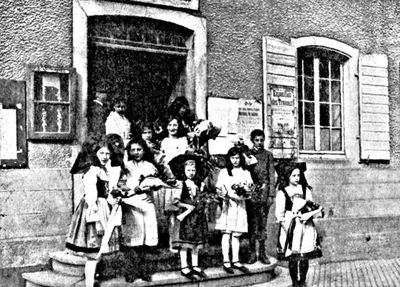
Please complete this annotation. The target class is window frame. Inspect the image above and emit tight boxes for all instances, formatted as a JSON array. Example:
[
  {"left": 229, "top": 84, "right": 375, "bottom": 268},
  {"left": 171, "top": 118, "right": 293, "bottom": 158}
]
[
  {"left": 27, "top": 65, "right": 76, "bottom": 141},
  {"left": 297, "top": 48, "right": 346, "bottom": 153},
  {"left": 291, "top": 37, "right": 359, "bottom": 160}
]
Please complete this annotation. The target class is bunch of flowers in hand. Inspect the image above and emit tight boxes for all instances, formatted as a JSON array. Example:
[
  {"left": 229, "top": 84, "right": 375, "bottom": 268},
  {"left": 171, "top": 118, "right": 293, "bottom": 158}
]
[
  {"left": 194, "top": 189, "right": 220, "bottom": 207},
  {"left": 231, "top": 183, "right": 256, "bottom": 199}
]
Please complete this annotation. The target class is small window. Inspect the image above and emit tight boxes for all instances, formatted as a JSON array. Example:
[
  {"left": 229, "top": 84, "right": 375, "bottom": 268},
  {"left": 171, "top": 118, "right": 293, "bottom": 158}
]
[
  {"left": 298, "top": 48, "right": 348, "bottom": 152},
  {"left": 27, "top": 66, "right": 76, "bottom": 140}
]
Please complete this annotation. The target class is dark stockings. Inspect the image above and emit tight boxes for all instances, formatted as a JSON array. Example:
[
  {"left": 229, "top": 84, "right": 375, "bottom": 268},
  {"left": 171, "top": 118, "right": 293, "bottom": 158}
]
[
  {"left": 123, "top": 246, "right": 153, "bottom": 282},
  {"left": 289, "top": 259, "right": 309, "bottom": 286},
  {"left": 299, "top": 259, "right": 309, "bottom": 283}
]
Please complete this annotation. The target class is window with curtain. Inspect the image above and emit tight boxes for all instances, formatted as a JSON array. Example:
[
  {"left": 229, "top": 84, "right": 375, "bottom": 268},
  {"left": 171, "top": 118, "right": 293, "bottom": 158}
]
[{"left": 297, "top": 48, "right": 348, "bottom": 152}]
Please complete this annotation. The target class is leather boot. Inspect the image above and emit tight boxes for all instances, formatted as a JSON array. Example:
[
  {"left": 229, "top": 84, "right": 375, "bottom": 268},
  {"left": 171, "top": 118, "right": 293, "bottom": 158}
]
[
  {"left": 259, "top": 240, "right": 271, "bottom": 264},
  {"left": 247, "top": 238, "right": 257, "bottom": 264}
]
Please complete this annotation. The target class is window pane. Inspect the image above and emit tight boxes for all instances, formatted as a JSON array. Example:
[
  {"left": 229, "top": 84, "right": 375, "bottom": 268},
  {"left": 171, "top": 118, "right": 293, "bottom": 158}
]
[
  {"left": 298, "top": 101, "right": 303, "bottom": 125},
  {"left": 331, "top": 59, "right": 341, "bottom": 79},
  {"left": 298, "top": 77, "right": 303, "bottom": 100},
  {"left": 331, "top": 80, "right": 341, "bottom": 103},
  {"left": 299, "top": 126, "right": 303, "bottom": 149},
  {"left": 332, "top": 104, "right": 341, "bottom": 127},
  {"left": 304, "top": 77, "right": 314, "bottom": 101},
  {"left": 320, "top": 128, "right": 330, "bottom": 151},
  {"left": 305, "top": 102, "right": 314, "bottom": 125},
  {"left": 34, "top": 103, "right": 70, "bottom": 133},
  {"left": 304, "top": 127, "right": 315, "bottom": 150},
  {"left": 332, "top": 129, "right": 342, "bottom": 151},
  {"left": 320, "top": 103, "right": 330, "bottom": 126},
  {"left": 304, "top": 57, "right": 313, "bottom": 76},
  {"left": 320, "top": 79, "right": 329, "bottom": 102},
  {"left": 319, "top": 58, "right": 329, "bottom": 78}
]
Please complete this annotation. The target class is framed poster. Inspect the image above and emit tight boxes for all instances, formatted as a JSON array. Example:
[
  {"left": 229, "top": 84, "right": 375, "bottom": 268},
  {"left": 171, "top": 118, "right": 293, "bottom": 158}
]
[
  {"left": 27, "top": 66, "right": 76, "bottom": 140},
  {"left": 237, "top": 98, "right": 263, "bottom": 139}
]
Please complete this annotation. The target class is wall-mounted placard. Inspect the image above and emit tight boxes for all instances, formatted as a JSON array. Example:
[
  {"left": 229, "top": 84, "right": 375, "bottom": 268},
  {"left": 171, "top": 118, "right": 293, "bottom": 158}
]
[
  {"left": 207, "top": 96, "right": 263, "bottom": 155},
  {"left": 0, "top": 78, "right": 27, "bottom": 168},
  {"left": 237, "top": 98, "right": 263, "bottom": 140}
]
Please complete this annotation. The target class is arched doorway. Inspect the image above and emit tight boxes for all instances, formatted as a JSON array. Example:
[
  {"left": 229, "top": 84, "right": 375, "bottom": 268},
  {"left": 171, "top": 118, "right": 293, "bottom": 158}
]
[{"left": 87, "top": 16, "right": 192, "bottom": 133}]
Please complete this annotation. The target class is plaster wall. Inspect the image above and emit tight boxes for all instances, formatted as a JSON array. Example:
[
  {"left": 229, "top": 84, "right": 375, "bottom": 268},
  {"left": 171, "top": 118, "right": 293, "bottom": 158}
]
[
  {"left": 202, "top": 0, "right": 400, "bottom": 261},
  {"left": 0, "top": 0, "right": 74, "bottom": 268},
  {"left": 202, "top": 0, "right": 400, "bottom": 165}
]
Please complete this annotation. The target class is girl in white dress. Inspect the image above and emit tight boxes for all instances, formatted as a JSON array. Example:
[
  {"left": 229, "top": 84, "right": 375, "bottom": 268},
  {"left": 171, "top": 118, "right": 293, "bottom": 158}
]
[
  {"left": 275, "top": 163, "right": 322, "bottom": 287},
  {"left": 121, "top": 138, "right": 159, "bottom": 282},
  {"left": 160, "top": 116, "right": 189, "bottom": 252},
  {"left": 215, "top": 147, "right": 253, "bottom": 274}
]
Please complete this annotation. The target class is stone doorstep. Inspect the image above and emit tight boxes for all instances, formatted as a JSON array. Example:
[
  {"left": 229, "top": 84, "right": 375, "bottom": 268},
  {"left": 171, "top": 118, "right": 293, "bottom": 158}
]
[
  {"left": 101, "top": 259, "right": 277, "bottom": 287},
  {"left": 50, "top": 251, "right": 87, "bottom": 266},
  {"left": 48, "top": 244, "right": 240, "bottom": 278},
  {"left": 22, "top": 270, "right": 85, "bottom": 287},
  {"left": 49, "top": 251, "right": 87, "bottom": 276},
  {"left": 23, "top": 260, "right": 277, "bottom": 287}
]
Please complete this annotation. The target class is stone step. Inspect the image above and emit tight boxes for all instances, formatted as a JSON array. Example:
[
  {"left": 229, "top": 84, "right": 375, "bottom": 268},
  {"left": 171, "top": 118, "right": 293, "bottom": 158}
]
[
  {"left": 22, "top": 270, "right": 84, "bottom": 287},
  {"left": 23, "top": 260, "right": 277, "bottom": 287},
  {"left": 49, "top": 251, "right": 86, "bottom": 276},
  {"left": 101, "top": 260, "right": 277, "bottom": 287}
]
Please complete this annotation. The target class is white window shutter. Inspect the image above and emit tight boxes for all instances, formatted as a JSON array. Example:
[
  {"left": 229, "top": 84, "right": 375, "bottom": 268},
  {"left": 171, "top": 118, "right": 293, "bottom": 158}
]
[
  {"left": 263, "top": 36, "right": 297, "bottom": 159},
  {"left": 359, "top": 54, "right": 390, "bottom": 161}
]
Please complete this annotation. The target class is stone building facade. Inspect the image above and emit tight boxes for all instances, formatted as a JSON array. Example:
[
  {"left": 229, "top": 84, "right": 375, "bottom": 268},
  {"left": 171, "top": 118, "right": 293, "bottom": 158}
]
[{"left": 1, "top": 0, "right": 400, "bottom": 269}]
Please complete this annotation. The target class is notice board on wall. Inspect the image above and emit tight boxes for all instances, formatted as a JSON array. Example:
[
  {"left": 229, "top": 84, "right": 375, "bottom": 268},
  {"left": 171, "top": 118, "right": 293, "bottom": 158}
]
[
  {"left": 267, "top": 84, "right": 298, "bottom": 158},
  {"left": 0, "top": 78, "right": 27, "bottom": 168},
  {"left": 237, "top": 98, "right": 263, "bottom": 139},
  {"left": 207, "top": 96, "right": 263, "bottom": 154}
]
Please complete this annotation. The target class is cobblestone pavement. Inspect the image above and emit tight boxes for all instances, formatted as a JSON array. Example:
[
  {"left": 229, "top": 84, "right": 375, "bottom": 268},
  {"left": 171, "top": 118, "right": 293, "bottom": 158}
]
[{"left": 254, "top": 258, "right": 400, "bottom": 287}]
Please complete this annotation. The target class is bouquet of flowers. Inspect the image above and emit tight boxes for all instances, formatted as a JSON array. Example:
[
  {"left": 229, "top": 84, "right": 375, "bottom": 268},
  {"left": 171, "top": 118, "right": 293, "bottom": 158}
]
[{"left": 231, "top": 183, "right": 256, "bottom": 199}]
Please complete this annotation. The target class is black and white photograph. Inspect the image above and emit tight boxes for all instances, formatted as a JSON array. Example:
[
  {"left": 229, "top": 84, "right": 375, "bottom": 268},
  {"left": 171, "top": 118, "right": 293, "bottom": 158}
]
[{"left": 0, "top": 0, "right": 399, "bottom": 286}]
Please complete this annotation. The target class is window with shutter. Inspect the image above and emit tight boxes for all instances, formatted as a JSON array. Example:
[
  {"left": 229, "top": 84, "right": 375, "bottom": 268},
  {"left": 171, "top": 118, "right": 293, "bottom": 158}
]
[
  {"left": 265, "top": 36, "right": 377, "bottom": 162},
  {"left": 359, "top": 54, "right": 390, "bottom": 161},
  {"left": 0, "top": 79, "right": 27, "bottom": 168}
]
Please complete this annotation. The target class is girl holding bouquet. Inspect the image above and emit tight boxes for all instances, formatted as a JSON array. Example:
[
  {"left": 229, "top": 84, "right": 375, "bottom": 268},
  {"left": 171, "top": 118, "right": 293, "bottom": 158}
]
[
  {"left": 275, "top": 162, "right": 323, "bottom": 287},
  {"left": 215, "top": 147, "right": 253, "bottom": 274},
  {"left": 120, "top": 137, "right": 159, "bottom": 282},
  {"left": 170, "top": 154, "right": 209, "bottom": 281}
]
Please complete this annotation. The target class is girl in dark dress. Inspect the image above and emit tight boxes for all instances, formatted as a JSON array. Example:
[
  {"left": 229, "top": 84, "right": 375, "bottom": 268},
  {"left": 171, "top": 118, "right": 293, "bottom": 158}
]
[
  {"left": 66, "top": 134, "right": 119, "bottom": 255},
  {"left": 172, "top": 155, "right": 209, "bottom": 280}
]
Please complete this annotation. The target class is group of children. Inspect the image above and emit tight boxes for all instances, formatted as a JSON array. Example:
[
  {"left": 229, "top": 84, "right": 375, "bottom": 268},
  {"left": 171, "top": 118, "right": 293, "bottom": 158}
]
[{"left": 65, "top": 96, "right": 323, "bottom": 287}]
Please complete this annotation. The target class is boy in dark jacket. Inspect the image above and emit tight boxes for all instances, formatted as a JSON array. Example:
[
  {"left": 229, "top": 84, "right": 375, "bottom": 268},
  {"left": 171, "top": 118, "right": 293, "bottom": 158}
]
[{"left": 246, "top": 129, "right": 275, "bottom": 264}]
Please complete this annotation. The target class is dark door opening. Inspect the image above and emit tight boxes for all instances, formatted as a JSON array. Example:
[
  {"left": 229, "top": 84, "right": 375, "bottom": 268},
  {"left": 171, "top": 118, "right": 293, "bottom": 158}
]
[{"left": 87, "top": 16, "right": 191, "bottom": 135}]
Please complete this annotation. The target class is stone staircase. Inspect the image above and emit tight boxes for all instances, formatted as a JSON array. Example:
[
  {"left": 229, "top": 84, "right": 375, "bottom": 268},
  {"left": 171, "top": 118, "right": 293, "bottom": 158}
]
[
  {"left": 22, "top": 251, "right": 85, "bottom": 287},
  {"left": 22, "top": 249, "right": 278, "bottom": 287}
]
